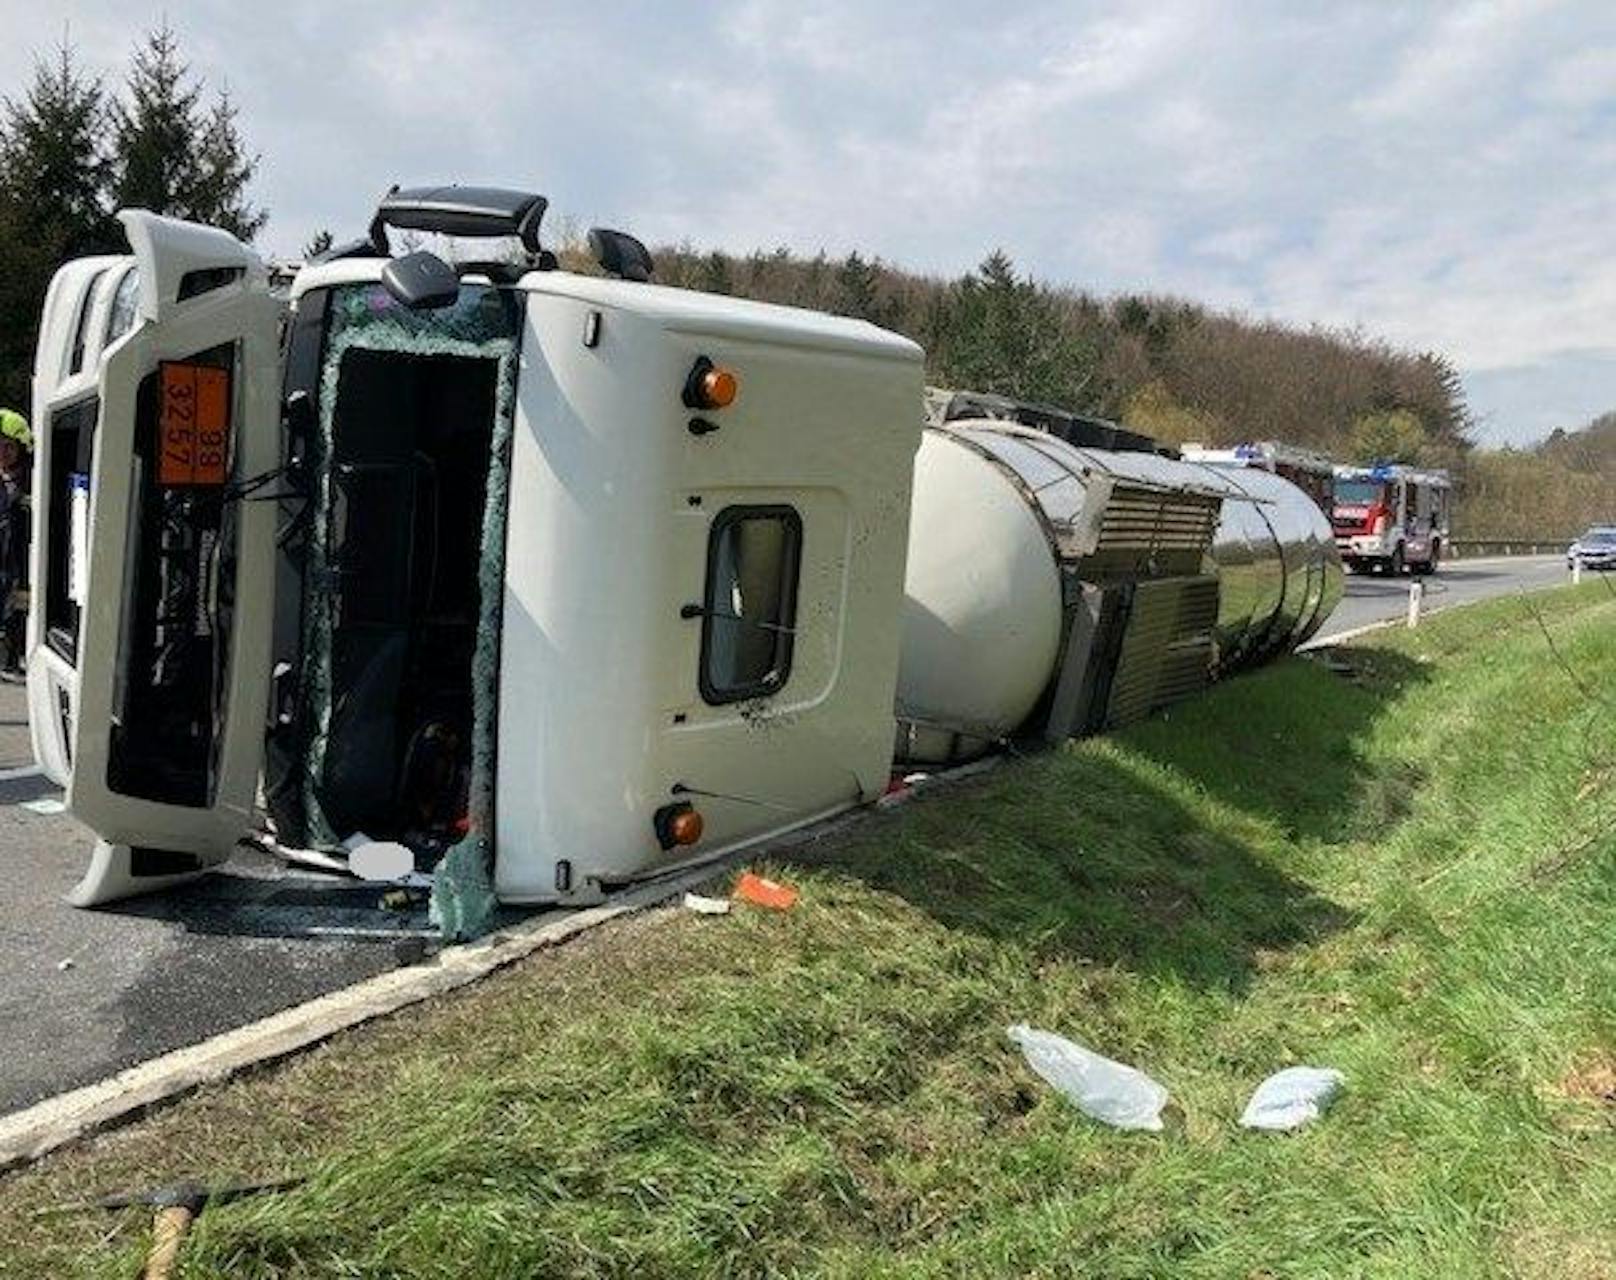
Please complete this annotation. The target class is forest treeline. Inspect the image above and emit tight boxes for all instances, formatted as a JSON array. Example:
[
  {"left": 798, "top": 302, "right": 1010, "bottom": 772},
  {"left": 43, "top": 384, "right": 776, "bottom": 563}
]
[
  {"left": 651, "top": 245, "right": 1611, "bottom": 535},
  {"left": 2, "top": 30, "right": 1608, "bottom": 537}
]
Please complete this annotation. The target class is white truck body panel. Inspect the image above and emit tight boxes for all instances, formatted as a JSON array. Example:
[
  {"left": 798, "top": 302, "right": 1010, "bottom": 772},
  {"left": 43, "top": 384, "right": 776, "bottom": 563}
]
[
  {"left": 493, "top": 274, "right": 921, "bottom": 900},
  {"left": 28, "top": 213, "right": 283, "bottom": 903}
]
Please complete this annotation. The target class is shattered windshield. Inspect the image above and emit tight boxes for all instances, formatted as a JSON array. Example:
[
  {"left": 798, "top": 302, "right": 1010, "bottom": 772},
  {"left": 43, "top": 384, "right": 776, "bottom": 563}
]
[
  {"left": 292, "top": 278, "right": 523, "bottom": 939},
  {"left": 327, "top": 280, "right": 522, "bottom": 347}
]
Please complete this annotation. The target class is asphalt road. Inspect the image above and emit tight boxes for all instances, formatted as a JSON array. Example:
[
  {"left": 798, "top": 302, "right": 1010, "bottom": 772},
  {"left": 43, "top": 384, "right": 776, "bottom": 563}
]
[
  {"left": 1312, "top": 553, "right": 1573, "bottom": 642},
  {"left": 0, "top": 681, "right": 504, "bottom": 1118}
]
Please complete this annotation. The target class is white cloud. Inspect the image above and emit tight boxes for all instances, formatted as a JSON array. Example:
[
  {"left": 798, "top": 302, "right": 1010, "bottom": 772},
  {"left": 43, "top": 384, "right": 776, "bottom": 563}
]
[{"left": 1352, "top": 0, "right": 1552, "bottom": 123}]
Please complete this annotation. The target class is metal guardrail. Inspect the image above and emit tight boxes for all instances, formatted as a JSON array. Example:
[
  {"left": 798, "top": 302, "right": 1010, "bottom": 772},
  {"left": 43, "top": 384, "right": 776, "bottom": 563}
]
[{"left": 1447, "top": 539, "right": 1571, "bottom": 558}]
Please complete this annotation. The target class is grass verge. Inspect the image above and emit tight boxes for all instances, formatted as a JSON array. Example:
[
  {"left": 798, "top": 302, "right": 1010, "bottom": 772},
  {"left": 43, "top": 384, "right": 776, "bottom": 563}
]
[{"left": 1, "top": 585, "right": 1613, "bottom": 1277}]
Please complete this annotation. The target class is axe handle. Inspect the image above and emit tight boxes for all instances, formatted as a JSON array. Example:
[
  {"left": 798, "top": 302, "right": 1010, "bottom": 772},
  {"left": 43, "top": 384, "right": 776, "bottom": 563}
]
[{"left": 142, "top": 1204, "right": 195, "bottom": 1280}]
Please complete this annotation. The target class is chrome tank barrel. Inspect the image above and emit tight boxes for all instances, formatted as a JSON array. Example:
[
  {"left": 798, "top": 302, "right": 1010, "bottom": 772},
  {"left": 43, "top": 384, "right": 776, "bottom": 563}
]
[
  {"left": 1189, "top": 462, "right": 1343, "bottom": 668},
  {"left": 896, "top": 421, "right": 1343, "bottom": 764}
]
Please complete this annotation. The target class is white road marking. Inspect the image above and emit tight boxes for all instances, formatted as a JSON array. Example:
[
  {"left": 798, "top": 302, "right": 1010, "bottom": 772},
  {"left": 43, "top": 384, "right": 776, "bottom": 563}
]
[{"left": 0, "top": 764, "right": 43, "bottom": 782}]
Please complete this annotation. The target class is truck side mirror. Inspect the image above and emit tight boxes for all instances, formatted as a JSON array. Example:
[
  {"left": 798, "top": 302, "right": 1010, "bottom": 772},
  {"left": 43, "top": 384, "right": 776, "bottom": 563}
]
[{"left": 588, "top": 228, "right": 654, "bottom": 282}]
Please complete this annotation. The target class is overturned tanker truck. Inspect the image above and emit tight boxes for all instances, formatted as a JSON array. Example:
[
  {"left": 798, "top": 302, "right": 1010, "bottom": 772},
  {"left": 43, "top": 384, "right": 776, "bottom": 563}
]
[{"left": 26, "top": 186, "right": 1340, "bottom": 924}]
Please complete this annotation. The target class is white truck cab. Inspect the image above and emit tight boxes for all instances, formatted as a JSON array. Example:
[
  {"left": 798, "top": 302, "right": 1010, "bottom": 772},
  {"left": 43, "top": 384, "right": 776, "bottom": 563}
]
[
  {"left": 28, "top": 188, "right": 922, "bottom": 919},
  {"left": 1330, "top": 463, "right": 1451, "bottom": 575}
]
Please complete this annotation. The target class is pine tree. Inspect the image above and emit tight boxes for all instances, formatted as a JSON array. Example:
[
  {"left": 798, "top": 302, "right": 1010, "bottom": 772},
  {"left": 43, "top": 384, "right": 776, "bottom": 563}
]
[
  {"left": 936, "top": 251, "right": 1100, "bottom": 410},
  {"left": 111, "top": 25, "right": 265, "bottom": 238},
  {"left": 0, "top": 42, "right": 115, "bottom": 251},
  {"left": 0, "top": 203, "right": 49, "bottom": 411},
  {"left": 303, "top": 228, "right": 334, "bottom": 260},
  {"left": 0, "top": 42, "right": 117, "bottom": 408},
  {"left": 190, "top": 90, "right": 267, "bottom": 240},
  {"left": 700, "top": 250, "right": 733, "bottom": 295},
  {"left": 835, "top": 251, "right": 881, "bottom": 322},
  {"left": 111, "top": 26, "right": 200, "bottom": 216}
]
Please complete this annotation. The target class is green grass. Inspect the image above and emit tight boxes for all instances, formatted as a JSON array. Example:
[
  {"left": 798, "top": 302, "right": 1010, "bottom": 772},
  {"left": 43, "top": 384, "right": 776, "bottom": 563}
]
[{"left": 2, "top": 586, "right": 1614, "bottom": 1278}]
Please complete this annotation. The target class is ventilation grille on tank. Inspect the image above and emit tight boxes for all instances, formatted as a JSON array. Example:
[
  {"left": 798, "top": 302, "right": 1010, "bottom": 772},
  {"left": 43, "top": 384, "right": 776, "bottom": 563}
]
[
  {"left": 1085, "top": 484, "right": 1221, "bottom": 579},
  {"left": 1103, "top": 575, "right": 1220, "bottom": 727}
]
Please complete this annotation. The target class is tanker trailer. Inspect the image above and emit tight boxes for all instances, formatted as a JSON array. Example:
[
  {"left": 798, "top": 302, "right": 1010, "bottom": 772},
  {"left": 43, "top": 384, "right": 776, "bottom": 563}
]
[{"left": 895, "top": 417, "right": 1341, "bottom": 765}]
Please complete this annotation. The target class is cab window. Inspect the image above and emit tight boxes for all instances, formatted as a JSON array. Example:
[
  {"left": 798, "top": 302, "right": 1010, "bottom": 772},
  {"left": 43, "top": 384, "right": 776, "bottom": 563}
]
[
  {"left": 66, "top": 268, "right": 110, "bottom": 376},
  {"left": 104, "top": 267, "right": 140, "bottom": 345},
  {"left": 700, "top": 506, "right": 802, "bottom": 704}
]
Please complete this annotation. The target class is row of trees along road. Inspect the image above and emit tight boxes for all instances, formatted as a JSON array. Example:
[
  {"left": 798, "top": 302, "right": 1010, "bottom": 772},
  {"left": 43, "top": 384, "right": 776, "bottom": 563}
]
[
  {"left": 654, "top": 244, "right": 1474, "bottom": 467},
  {"left": 0, "top": 27, "right": 263, "bottom": 409}
]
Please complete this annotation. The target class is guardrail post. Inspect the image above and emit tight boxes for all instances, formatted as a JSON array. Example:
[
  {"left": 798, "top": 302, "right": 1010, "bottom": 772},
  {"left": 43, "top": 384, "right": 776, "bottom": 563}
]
[
  {"left": 1573, "top": 554, "right": 1583, "bottom": 586},
  {"left": 1406, "top": 580, "right": 1424, "bottom": 628}
]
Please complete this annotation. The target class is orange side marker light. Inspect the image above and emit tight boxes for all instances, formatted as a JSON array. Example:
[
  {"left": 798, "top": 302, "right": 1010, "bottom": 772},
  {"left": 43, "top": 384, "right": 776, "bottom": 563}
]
[
  {"left": 683, "top": 356, "right": 740, "bottom": 410},
  {"left": 654, "top": 801, "right": 704, "bottom": 851},
  {"left": 699, "top": 365, "right": 738, "bottom": 408}
]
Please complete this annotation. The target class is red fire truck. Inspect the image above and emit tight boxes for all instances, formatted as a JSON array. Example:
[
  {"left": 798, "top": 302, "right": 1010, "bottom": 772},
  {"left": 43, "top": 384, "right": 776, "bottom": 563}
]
[{"left": 1331, "top": 464, "right": 1451, "bottom": 574}]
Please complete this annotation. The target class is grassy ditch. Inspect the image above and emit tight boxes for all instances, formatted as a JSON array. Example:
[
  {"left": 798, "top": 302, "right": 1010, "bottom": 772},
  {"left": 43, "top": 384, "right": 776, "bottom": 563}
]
[{"left": 1, "top": 586, "right": 1613, "bottom": 1277}]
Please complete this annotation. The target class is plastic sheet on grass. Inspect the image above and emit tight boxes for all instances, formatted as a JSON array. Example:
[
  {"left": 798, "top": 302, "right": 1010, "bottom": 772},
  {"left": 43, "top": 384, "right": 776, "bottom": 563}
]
[
  {"left": 1007, "top": 1024, "right": 1170, "bottom": 1131},
  {"left": 1239, "top": 1066, "right": 1345, "bottom": 1131}
]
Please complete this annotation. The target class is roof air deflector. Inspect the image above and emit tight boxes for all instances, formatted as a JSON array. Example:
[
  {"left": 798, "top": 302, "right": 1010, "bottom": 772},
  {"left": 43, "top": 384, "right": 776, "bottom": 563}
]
[{"left": 369, "top": 185, "right": 548, "bottom": 255}]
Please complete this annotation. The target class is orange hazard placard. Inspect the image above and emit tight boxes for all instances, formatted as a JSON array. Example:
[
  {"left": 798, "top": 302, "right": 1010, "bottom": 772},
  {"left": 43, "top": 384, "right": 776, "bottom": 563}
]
[{"left": 158, "top": 361, "right": 230, "bottom": 486}]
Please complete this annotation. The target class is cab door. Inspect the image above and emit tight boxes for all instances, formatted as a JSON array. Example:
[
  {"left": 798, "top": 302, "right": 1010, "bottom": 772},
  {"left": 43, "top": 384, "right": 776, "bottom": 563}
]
[{"left": 62, "top": 211, "right": 281, "bottom": 901}]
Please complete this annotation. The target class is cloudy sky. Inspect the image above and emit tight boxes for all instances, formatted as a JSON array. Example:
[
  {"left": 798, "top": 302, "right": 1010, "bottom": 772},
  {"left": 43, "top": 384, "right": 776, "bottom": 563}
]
[{"left": 3, "top": 0, "right": 1613, "bottom": 445}]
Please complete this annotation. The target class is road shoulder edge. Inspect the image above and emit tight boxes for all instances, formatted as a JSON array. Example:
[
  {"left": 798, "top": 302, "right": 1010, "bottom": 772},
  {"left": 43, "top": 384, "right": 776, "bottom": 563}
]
[{"left": 0, "top": 864, "right": 723, "bottom": 1172}]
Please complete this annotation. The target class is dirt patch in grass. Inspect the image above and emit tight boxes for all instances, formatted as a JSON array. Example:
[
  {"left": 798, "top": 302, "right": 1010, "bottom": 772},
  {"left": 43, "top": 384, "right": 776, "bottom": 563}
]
[
  {"left": 1505, "top": 1227, "right": 1616, "bottom": 1280},
  {"left": 1560, "top": 1054, "right": 1616, "bottom": 1106}
]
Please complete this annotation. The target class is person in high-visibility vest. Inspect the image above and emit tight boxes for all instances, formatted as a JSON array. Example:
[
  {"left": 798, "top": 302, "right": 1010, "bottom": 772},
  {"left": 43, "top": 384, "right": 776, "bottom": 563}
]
[{"left": 0, "top": 408, "right": 32, "bottom": 676}]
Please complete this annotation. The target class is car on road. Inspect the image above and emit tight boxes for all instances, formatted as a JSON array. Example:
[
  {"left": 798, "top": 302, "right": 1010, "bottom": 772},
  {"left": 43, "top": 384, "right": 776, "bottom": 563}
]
[{"left": 1567, "top": 526, "right": 1616, "bottom": 570}]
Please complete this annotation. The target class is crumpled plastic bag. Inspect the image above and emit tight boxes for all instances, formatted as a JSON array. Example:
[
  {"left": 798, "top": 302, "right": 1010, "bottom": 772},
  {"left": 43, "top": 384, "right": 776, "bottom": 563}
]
[
  {"left": 1007, "top": 1024, "right": 1170, "bottom": 1131},
  {"left": 1239, "top": 1066, "right": 1345, "bottom": 1131}
]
